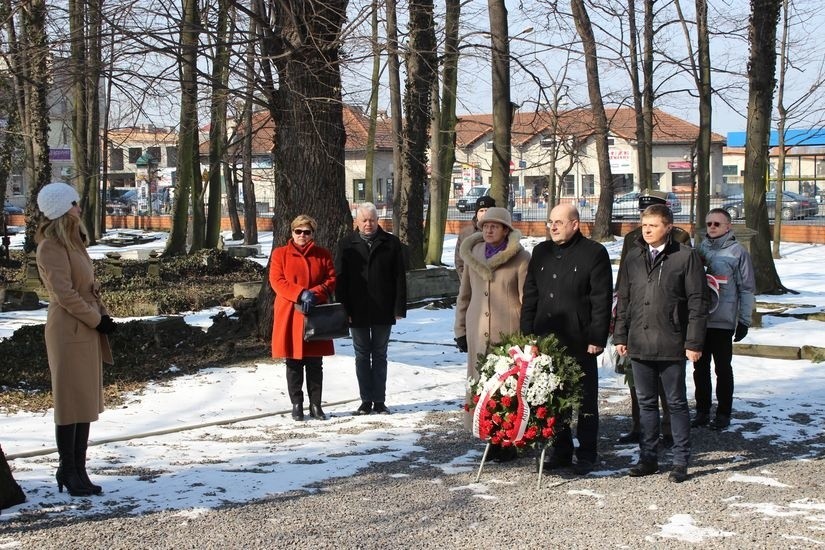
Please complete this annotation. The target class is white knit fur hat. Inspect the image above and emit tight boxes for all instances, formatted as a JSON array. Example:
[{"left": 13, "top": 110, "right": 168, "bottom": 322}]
[{"left": 37, "top": 183, "right": 80, "bottom": 220}]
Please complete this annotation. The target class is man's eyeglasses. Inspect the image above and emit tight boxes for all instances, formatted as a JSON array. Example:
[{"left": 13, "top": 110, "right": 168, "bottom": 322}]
[
  {"left": 546, "top": 219, "right": 572, "bottom": 228},
  {"left": 293, "top": 229, "right": 313, "bottom": 236},
  {"left": 706, "top": 221, "right": 724, "bottom": 228}
]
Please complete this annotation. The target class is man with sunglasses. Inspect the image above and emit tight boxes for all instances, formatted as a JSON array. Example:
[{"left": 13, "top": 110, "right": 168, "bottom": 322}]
[{"left": 692, "top": 208, "right": 755, "bottom": 431}]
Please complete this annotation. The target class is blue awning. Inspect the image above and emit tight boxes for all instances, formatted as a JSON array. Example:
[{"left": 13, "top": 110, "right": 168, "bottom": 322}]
[{"left": 727, "top": 128, "right": 825, "bottom": 147}]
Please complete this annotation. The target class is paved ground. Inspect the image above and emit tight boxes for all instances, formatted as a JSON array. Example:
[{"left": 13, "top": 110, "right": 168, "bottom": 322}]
[{"left": 3, "top": 385, "right": 824, "bottom": 549}]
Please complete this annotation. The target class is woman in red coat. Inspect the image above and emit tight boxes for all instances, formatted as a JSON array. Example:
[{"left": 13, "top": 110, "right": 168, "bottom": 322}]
[{"left": 270, "top": 214, "right": 336, "bottom": 421}]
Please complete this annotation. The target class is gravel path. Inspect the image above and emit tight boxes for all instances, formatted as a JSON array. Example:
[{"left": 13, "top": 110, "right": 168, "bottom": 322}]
[{"left": 3, "top": 386, "right": 824, "bottom": 549}]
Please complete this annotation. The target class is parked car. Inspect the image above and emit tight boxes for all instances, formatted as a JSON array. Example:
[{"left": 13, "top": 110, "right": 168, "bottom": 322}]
[
  {"left": 721, "top": 191, "right": 818, "bottom": 220},
  {"left": 3, "top": 202, "right": 24, "bottom": 215},
  {"left": 456, "top": 185, "right": 491, "bottom": 213},
  {"left": 610, "top": 191, "right": 682, "bottom": 218}
]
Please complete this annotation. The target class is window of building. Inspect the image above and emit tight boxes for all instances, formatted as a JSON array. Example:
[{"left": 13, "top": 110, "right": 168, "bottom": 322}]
[
  {"left": 581, "top": 174, "right": 595, "bottom": 195},
  {"left": 110, "top": 148, "right": 124, "bottom": 171},
  {"left": 147, "top": 147, "right": 161, "bottom": 162},
  {"left": 606, "top": 137, "right": 615, "bottom": 146},
  {"left": 540, "top": 135, "right": 554, "bottom": 148},
  {"left": 166, "top": 147, "right": 177, "bottom": 167},
  {"left": 354, "top": 178, "right": 366, "bottom": 201},
  {"left": 485, "top": 140, "right": 493, "bottom": 151},
  {"left": 651, "top": 173, "right": 663, "bottom": 190},
  {"left": 672, "top": 172, "right": 693, "bottom": 188},
  {"left": 128, "top": 148, "right": 142, "bottom": 163},
  {"left": 613, "top": 174, "right": 633, "bottom": 194},
  {"left": 562, "top": 174, "right": 575, "bottom": 196},
  {"left": 722, "top": 164, "right": 738, "bottom": 176}
]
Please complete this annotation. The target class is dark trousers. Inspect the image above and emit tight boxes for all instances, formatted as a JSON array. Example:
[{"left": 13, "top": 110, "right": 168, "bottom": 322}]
[
  {"left": 631, "top": 359, "right": 690, "bottom": 467},
  {"left": 629, "top": 381, "right": 672, "bottom": 436},
  {"left": 350, "top": 325, "right": 392, "bottom": 403},
  {"left": 285, "top": 357, "right": 323, "bottom": 405},
  {"left": 693, "top": 328, "right": 735, "bottom": 417},
  {"left": 554, "top": 354, "right": 599, "bottom": 462}
]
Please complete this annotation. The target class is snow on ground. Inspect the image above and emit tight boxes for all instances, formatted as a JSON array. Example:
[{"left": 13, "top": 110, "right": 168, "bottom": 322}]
[{"left": 2, "top": 226, "right": 824, "bottom": 547}]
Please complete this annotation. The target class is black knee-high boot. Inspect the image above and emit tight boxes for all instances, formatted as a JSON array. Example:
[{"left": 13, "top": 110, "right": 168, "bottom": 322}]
[
  {"left": 306, "top": 358, "right": 325, "bottom": 420},
  {"left": 285, "top": 359, "right": 305, "bottom": 420},
  {"left": 55, "top": 424, "right": 93, "bottom": 497},
  {"left": 74, "top": 422, "right": 102, "bottom": 494}
]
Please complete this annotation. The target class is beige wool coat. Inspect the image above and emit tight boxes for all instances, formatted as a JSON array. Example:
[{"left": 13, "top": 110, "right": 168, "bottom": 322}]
[
  {"left": 454, "top": 230, "right": 530, "bottom": 383},
  {"left": 37, "top": 238, "right": 113, "bottom": 425}
]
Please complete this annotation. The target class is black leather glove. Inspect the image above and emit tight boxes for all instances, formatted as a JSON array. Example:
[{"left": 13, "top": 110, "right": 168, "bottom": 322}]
[
  {"left": 733, "top": 323, "right": 749, "bottom": 342},
  {"left": 299, "top": 290, "right": 317, "bottom": 314},
  {"left": 455, "top": 335, "right": 468, "bottom": 353},
  {"left": 96, "top": 315, "right": 117, "bottom": 335}
]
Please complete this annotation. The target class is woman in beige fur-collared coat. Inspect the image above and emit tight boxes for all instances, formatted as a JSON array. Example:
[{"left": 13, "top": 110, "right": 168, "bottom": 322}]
[
  {"left": 35, "top": 183, "right": 115, "bottom": 497},
  {"left": 454, "top": 208, "right": 530, "bottom": 458}
]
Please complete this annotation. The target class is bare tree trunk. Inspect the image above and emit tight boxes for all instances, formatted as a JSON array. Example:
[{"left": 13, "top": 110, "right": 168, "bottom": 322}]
[
  {"left": 254, "top": 0, "right": 352, "bottom": 339},
  {"left": 695, "top": 0, "right": 712, "bottom": 227},
  {"left": 364, "top": 0, "right": 380, "bottom": 205},
  {"left": 744, "top": 0, "right": 786, "bottom": 293},
  {"left": 241, "top": 7, "right": 258, "bottom": 245},
  {"left": 5, "top": 0, "right": 52, "bottom": 252},
  {"left": 488, "top": 0, "right": 511, "bottom": 208},
  {"left": 225, "top": 162, "right": 243, "bottom": 240},
  {"left": 642, "top": 0, "right": 654, "bottom": 189},
  {"left": 205, "top": 0, "right": 232, "bottom": 248},
  {"left": 572, "top": 0, "right": 614, "bottom": 241},
  {"left": 398, "top": 0, "right": 436, "bottom": 269},
  {"left": 772, "top": 0, "right": 790, "bottom": 259},
  {"left": 165, "top": 0, "right": 199, "bottom": 256},
  {"left": 627, "top": 0, "right": 648, "bottom": 191},
  {"left": 386, "top": 0, "right": 405, "bottom": 229},
  {"left": 425, "top": 0, "right": 459, "bottom": 265}
]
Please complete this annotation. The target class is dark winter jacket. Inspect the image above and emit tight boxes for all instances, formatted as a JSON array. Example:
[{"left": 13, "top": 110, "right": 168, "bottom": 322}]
[
  {"left": 698, "top": 231, "right": 755, "bottom": 330},
  {"left": 616, "top": 225, "right": 691, "bottom": 289},
  {"left": 613, "top": 233, "right": 709, "bottom": 361},
  {"left": 520, "top": 231, "right": 613, "bottom": 359},
  {"left": 335, "top": 226, "right": 407, "bottom": 328}
]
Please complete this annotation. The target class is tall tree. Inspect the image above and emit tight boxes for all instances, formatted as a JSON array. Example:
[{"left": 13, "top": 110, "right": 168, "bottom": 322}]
[
  {"left": 363, "top": 0, "right": 380, "bottom": 205},
  {"left": 205, "top": 0, "right": 233, "bottom": 248},
  {"left": 69, "top": 0, "right": 103, "bottom": 242},
  {"left": 165, "top": 0, "right": 200, "bottom": 256},
  {"left": 487, "top": 0, "right": 512, "bottom": 208},
  {"left": 744, "top": 0, "right": 785, "bottom": 293},
  {"left": 4, "top": 0, "right": 52, "bottom": 251},
  {"left": 397, "top": 0, "right": 436, "bottom": 269},
  {"left": 252, "top": 0, "right": 353, "bottom": 338},
  {"left": 386, "top": 0, "right": 405, "bottom": 230},
  {"left": 571, "top": 0, "right": 614, "bottom": 241},
  {"left": 424, "top": 0, "right": 460, "bottom": 265}
]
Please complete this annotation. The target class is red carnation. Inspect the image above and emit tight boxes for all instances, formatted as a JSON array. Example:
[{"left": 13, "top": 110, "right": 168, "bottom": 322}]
[
  {"left": 492, "top": 413, "right": 503, "bottom": 424},
  {"left": 472, "top": 395, "right": 480, "bottom": 404},
  {"left": 464, "top": 404, "right": 470, "bottom": 412},
  {"left": 542, "top": 426, "right": 554, "bottom": 438},
  {"left": 501, "top": 395, "right": 512, "bottom": 408},
  {"left": 536, "top": 406, "right": 547, "bottom": 419},
  {"left": 486, "top": 399, "right": 497, "bottom": 411}
]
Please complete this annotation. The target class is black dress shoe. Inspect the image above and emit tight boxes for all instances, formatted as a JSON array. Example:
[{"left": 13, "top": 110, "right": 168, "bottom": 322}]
[
  {"left": 291, "top": 403, "right": 304, "bottom": 421},
  {"left": 659, "top": 435, "right": 674, "bottom": 449},
  {"left": 691, "top": 412, "right": 710, "bottom": 428},
  {"left": 628, "top": 461, "right": 658, "bottom": 477},
  {"left": 309, "top": 403, "right": 327, "bottom": 420},
  {"left": 373, "top": 402, "right": 391, "bottom": 415},
  {"left": 709, "top": 415, "right": 730, "bottom": 430},
  {"left": 617, "top": 431, "right": 640, "bottom": 444},
  {"left": 573, "top": 459, "right": 596, "bottom": 475},
  {"left": 354, "top": 401, "right": 372, "bottom": 415},
  {"left": 491, "top": 446, "right": 517, "bottom": 463},
  {"left": 542, "top": 453, "right": 573, "bottom": 470},
  {"left": 668, "top": 465, "right": 688, "bottom": 483}
]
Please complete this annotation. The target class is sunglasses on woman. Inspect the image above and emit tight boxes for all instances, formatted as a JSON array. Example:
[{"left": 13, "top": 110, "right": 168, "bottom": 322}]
[{"left": 293, "top": 229, "right": 313, "bottom": 235}]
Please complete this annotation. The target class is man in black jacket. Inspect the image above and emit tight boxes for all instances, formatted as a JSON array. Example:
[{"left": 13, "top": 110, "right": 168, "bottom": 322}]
[
  {"left": 336, "top": 202, "right": 407, "bottom": 416},
  {"left": 614, "top": 204, "right": 708, "bottom": 483},
  {"left": 521, "top": 204, "right": 613, "bottom": 475}
]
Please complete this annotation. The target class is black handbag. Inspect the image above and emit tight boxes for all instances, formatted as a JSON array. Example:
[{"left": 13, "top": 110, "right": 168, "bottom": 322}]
[{"left": 299, "top": 302, "right": 350, "bottom": 341}]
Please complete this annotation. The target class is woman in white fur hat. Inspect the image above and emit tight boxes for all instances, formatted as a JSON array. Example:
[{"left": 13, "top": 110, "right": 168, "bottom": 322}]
[
  {"left": 35, "top": 183, "right": 116, "bottom": 497},
  {"left": 454, "top": 206, "right": 530, "bottom": 461}
]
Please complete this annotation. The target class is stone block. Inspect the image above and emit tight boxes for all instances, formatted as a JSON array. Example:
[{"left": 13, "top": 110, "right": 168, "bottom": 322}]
[
  {"left": 233, "top": 281, "right": 262, "bottom": 299},
  {"left": 406, "top": 267, "right": 460, "bottom": 303},
  {"left": 733, "top": 343, "right": 800, "bottom": 360}
]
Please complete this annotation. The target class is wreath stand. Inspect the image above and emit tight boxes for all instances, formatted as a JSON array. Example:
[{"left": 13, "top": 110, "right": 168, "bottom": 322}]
[{"left": 475, "top": 441, "right": 551, "bottom": 489}]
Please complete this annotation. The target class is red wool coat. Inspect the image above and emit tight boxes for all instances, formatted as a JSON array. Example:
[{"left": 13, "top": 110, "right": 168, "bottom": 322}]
[{"left": 269, "top": 240, "right": 337, "bottom": 360}]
